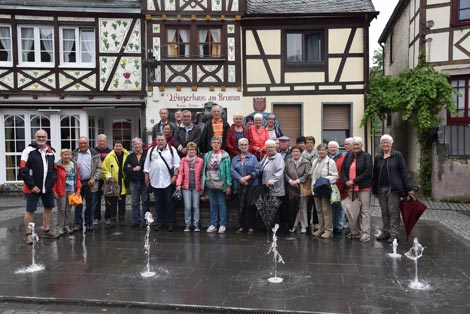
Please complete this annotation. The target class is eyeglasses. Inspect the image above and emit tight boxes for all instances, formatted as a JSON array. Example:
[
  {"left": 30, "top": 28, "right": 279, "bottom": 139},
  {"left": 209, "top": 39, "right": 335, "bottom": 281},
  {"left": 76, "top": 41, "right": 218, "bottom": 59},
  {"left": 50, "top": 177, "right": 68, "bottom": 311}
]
[
  {"left": 79, "top": 142, "right": 88, "bottom": 145},
  {"left": 36, "top": 136, "right": 47, "bottom": 138}
]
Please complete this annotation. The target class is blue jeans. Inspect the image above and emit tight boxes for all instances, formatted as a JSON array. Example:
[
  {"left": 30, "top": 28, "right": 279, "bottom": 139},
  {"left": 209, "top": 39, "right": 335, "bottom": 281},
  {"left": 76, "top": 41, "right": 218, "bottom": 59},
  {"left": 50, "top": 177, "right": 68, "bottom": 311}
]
[
  {"left": 130, "top": 181, "right": 149, "bottom": 224},
  {"left": 74, "top": 180, "right": 93, "bottom": 227},
  {"left": 206, "top": 187, "right": 227, "bottom": 227},
  {"left": 152, "top": 185, "right": 174, "bottom": 225},
  {"left": 332, "top": 201, "right": 344, "bottom": 229},
  {"left": 182, "top": 188, "right": 200, "bottom": 227}
]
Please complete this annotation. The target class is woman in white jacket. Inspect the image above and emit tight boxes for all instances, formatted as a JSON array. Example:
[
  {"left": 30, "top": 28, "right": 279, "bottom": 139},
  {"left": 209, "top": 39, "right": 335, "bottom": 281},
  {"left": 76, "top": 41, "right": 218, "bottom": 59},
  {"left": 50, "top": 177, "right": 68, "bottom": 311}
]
[{"left": 310, "top": 144, "right": 338, "bottom": 238}]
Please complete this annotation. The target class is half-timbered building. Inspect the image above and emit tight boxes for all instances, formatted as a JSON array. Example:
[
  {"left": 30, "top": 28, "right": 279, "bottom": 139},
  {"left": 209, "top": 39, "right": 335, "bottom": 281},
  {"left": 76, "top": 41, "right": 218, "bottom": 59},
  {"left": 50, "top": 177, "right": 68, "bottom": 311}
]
[
  {"left": 143, "top": 0, "right": 244, "bottom": 133},
  {"left": 0, "top": 0, "right": 145, "bottom": 186},
  {"left": 379, "top": 0, "right": 470, "bottom": 200},
  {"left": 242, "top": 0, "right": 377, "bottom": 143}
]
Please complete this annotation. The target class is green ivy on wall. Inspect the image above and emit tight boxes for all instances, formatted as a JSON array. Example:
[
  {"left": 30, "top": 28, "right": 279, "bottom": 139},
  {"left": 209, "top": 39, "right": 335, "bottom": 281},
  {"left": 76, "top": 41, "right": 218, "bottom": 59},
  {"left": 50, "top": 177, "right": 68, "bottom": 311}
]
[{"left": 363, "top": 51, "right": 457, "bottom": 195}]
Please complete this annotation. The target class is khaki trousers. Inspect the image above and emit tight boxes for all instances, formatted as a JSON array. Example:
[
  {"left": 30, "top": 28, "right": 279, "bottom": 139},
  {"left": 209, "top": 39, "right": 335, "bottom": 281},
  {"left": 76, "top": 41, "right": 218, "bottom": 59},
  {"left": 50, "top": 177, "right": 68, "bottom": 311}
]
[{"left": 313, "top": 197, "right": 333, "bottom": 232}]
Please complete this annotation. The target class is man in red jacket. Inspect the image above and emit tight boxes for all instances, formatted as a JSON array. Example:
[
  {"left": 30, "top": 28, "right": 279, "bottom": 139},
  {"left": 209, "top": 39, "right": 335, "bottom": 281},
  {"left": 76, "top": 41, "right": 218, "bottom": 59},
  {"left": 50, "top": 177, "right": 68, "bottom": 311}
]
[{"left": 19, "top": 129, "right": 58, "bottom": 244}]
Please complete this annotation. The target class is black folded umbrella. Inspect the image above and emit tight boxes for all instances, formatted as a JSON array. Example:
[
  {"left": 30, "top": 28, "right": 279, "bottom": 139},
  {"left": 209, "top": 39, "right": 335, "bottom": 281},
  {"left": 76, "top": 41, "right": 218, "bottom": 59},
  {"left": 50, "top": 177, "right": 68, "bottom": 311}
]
[{"left": 313, "top": 177, "right": 332, "bottom": 199}]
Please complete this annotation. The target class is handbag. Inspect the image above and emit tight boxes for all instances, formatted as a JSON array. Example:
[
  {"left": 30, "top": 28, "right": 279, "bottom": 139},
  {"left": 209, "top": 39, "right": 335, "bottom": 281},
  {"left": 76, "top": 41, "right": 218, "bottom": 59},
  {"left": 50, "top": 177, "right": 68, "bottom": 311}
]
[
  {"left": 102, "top": 181, "right": 121, "bottom": 197},
  {"left": 68, "top": 193, "right": 82, "bottom": 206},
  {"left": 330, "top": 184, "right": 341, "bottom": 204},
  {"left": 172, "top": 189, "right": 183, "bottom": 201},
  {"left": 293, "top": 160, "right": 312, "bottom": 197}
]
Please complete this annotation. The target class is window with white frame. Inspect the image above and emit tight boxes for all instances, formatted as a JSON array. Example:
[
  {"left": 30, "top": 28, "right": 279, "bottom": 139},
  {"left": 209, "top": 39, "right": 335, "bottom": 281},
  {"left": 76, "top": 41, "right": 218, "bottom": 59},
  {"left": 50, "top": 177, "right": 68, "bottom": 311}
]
[
  {"left": 18, "top": 25, "right": 54, "bottom": 66},
  {"left": 0, "top": 25, "right": 12, "bottom": 65},
  {"left": 60, "top": 27, "right": 95, "bottom": 67},
  {"left": 60, "top": 115, "right": 80, "bottom": 150},
  {"left": 4, "top": 115, "right": 26, "bottom": 181},
  {"left": 286, "top": 31, "right": 323, "bottom": 64}
]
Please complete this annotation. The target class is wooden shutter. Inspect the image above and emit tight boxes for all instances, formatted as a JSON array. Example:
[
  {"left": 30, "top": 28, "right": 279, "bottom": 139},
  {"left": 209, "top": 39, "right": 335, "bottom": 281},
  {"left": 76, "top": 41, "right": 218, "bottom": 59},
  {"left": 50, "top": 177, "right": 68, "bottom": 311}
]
[
  {"left": 273, "top": 104, "right": 301, "bottom": 141},
  {"left": 323, "top": 105, "right": 350, "bottom": 130}
]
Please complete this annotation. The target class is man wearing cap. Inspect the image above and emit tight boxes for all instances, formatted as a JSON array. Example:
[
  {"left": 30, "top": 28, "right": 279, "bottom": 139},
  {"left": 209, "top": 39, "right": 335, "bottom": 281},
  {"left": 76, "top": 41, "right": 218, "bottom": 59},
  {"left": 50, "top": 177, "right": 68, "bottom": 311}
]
[{"left": 277, "top": 136, "right": 292, "bottom": 161}]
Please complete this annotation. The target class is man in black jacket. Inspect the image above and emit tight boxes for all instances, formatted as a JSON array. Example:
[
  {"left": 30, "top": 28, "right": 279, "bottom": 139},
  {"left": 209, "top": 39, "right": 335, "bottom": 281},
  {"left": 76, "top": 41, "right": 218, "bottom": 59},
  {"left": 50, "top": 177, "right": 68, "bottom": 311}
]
[
  {"left": 124, "top": 137, "right": 149, "bottom": 227},
  {"left": 19, "top": 129, "right": 58, "bottom": 244},
  {"left": 200, "top": 104, "right": 229, "bottom": 154},
  {"left": 173, "top": 110, "right": 201, "bottom": 156}
]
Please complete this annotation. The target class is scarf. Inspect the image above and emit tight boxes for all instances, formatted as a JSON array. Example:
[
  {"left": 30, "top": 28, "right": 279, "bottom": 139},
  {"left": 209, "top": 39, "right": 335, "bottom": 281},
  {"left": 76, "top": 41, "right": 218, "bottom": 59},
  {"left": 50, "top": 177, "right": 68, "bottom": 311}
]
[
  {"left": 186, "top": 155, "right": 196, "bottom": 170},
  {"left": 328, "top": 151, "right": 341, "bottom": 160}
]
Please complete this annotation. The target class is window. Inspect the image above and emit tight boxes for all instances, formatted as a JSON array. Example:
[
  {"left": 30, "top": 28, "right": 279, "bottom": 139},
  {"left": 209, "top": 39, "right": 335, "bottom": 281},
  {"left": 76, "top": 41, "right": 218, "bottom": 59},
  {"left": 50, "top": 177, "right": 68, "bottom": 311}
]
[
  {"left": 199, "top": 28, "right": 221, "bottom": 58},
  {"left": 322, "top": 104, "right": 351, "bottom": 146},
  {"left": 167, "top": 28, "right": 190, "bottom": 58},
  {"left": 0, "top": 26, "right": 12, "bottom": 65},
  {"left": 458, "top": 0, "right": 470, "bottom": 21},
  {"left": 4, "top": 115, "right": 25, "bottom": 181},
  {"left": 452, "top": 0, "right": 470, "bottom": 25},
  {"left": 18, "top": 26, "right": 54, "bottom": 66},
  {"left": 113, "top": 119, "right": 132, "bottom": 150},
  {"left": 286, "top": 31, "right": 323, "bottom": 63},
  {"left": 60, "top": 27, "right": 95, "bottom": 67},
  {"left": 448, "top": 77, "right": 470, "bottom": 125},
  {"left": 165, "top": 26, "right": 223, "bottom": 59},
  {"left": 60, "top": 115, "right": 80, "bottom": 150}
]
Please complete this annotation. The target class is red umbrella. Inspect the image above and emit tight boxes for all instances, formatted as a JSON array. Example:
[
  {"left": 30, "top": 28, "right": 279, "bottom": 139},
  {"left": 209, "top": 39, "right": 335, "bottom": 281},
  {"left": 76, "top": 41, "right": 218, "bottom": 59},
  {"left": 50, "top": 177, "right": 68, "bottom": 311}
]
[{"left": 399, "top": 196, "right": 427, "bottom": 240}]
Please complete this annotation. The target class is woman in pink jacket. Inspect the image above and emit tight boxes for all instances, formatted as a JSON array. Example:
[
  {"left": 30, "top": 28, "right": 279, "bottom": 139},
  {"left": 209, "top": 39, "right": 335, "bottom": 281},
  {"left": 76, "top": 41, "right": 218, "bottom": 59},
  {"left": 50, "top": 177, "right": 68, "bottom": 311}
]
[{"left": 176, "top": 142, "right": 204, "bottom": 232}]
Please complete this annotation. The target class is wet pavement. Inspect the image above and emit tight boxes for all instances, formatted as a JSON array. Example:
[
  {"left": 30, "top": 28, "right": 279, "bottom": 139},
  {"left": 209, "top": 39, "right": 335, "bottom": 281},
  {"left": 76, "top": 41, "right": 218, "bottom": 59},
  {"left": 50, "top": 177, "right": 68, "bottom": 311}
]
[{"left": 0, "top": 195, "right": 470, "bottom": 314}]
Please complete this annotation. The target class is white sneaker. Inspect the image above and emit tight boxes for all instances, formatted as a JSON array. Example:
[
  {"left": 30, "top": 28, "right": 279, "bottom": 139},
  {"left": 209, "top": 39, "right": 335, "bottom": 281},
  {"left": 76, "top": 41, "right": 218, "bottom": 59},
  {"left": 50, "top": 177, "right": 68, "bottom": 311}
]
[
  {"left": 207, "top": 225, "right": 217, "bottom": 233},
  {"left": 194, "top": 227, "right": 200, "bottom": 232},
  {"left": 184, "top": 226, "right": 190, "bottom": 232},
  {"left": 301, "top": 227, "right": 307, "bottom": 234},
  {"left": 218, "top": 226, "right": 226, "bottom": 234},
  {"left": 360, "top": 233, "right": 370, "bottom": 243}
]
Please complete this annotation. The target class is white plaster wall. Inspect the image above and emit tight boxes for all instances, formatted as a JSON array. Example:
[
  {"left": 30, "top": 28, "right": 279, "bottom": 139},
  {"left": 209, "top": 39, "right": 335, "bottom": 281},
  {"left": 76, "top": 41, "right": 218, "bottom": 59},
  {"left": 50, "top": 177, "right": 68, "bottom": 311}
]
[
  {"left": 349, "top": 28, "right": 364, "bottom": 54},
  {"left": 246, "top": 59, "right": 271, "bottom": 84},
  {"left": 329, "top": 29, "right": 352, "bottom": 53},
  {"left": 453, "top": 29, "right": 470, "bottom": 60},
  {"left": 384, "top": 3, "right": 410, "bottom": 76},
  {"left": 285, "top": 72, "right": 325, "bottom": 83},
  {"left": 426, "top": 0, "right": 449, "bottom": 5},
  {"left": 432, "top": 143, "right": 470, "bottom": 201},
  {"left": 245, "top": 31, "right": 260, "bottom": 55},
  {"left": 340, "top": 57, "right": 364, "bottom": 82},
  {"left": 426, "top": 7, "right": 450, "bottom": 30},
  {"left": 257, "top": 30, "right": 281, "bottom": 55},
  {"left": 427, "top": 32, "right": 449, "bottom": 62}
]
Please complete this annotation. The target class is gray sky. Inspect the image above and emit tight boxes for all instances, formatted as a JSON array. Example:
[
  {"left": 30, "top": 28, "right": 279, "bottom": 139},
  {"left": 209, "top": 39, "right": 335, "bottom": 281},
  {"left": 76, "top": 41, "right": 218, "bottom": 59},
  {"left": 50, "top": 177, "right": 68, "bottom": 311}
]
[{"left": 370, "top": 0, "right": 399, "bottom": 64}]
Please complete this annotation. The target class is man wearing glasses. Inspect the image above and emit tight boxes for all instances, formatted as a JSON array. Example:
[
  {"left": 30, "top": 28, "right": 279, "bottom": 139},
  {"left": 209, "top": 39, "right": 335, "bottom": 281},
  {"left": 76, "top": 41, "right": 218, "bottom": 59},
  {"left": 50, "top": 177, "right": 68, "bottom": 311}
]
[{"left": 19, "top": 129, "right": 58, "bottom": 244}]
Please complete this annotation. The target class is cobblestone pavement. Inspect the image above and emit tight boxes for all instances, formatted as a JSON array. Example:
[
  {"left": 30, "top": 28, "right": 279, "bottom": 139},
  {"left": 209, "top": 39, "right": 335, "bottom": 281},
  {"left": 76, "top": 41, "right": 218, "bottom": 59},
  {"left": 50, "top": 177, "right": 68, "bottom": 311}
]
[{"left": 2, "top": 194, "right": 470, "bottom": 242}]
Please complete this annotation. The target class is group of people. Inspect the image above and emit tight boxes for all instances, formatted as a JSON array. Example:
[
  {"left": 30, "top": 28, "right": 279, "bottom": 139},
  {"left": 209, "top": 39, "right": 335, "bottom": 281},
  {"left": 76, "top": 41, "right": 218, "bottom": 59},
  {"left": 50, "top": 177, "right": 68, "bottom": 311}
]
[{"left": 19, "top": 104, "right": 414, "bottom": 246}]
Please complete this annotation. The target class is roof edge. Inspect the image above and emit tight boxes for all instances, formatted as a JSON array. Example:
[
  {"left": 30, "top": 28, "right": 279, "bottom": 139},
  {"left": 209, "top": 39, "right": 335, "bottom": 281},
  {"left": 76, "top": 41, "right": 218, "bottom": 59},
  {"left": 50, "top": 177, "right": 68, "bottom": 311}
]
[{"left": 378, "top": 0, "right": 409, "bottom": 44}]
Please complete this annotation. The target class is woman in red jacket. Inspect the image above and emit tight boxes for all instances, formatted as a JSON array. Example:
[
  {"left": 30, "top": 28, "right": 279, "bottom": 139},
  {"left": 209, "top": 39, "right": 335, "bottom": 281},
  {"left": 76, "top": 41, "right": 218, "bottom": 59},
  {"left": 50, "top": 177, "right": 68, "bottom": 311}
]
[
  {"left": 226, "top": 112, "right": 249, "bottom": 159},
  {"left": 248, "top": 113, "right": 269, "bottom": 160},
  {"left": 176, "top": 142, "right": 204, "bottom": 232},
  {"left": 53, "top": 149, "right": 82, "bottom": 236}
]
